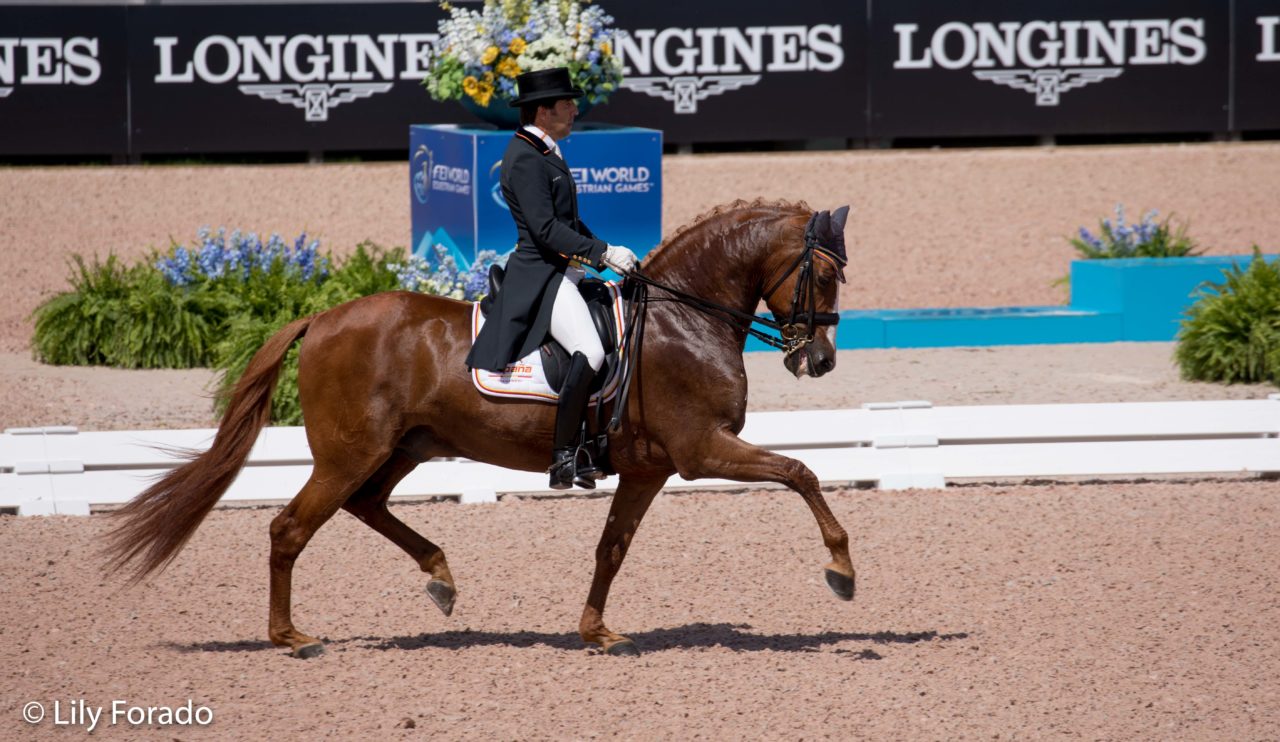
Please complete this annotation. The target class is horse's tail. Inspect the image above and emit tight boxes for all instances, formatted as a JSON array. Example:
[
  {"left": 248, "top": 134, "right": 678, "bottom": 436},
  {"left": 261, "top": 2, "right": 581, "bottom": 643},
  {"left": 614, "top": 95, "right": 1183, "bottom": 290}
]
[{"left": 102, "top": 315, "right": 315, "bottom": 580}]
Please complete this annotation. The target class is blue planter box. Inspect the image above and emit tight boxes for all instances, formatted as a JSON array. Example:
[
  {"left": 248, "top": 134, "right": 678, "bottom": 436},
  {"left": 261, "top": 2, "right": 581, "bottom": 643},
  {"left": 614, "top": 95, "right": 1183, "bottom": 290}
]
[
  {"left": 746, "top": 253, "right": 1277, "bottom": 351},
  {"left": 409, "top": 123, "right": 662, "bottom": 270}
]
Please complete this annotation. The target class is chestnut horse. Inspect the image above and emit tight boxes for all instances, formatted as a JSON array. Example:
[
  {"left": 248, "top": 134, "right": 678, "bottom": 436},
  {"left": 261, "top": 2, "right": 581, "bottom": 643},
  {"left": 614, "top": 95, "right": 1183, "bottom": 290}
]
[{"left": 104, "top": 199, "right": 855, "bottom": 658}]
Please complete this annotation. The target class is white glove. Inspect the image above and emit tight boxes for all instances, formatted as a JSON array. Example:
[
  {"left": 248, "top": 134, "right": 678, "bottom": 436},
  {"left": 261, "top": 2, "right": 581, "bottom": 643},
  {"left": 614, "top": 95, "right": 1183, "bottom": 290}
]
[{"left": 603, "top": 244, "right": 638, "bottom": 275}]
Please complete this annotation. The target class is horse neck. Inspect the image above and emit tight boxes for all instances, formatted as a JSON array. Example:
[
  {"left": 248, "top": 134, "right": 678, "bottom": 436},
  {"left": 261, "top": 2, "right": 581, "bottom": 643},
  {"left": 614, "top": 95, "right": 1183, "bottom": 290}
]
[{"left": 644, "top": 210, "right": 795, "bottom": 316}]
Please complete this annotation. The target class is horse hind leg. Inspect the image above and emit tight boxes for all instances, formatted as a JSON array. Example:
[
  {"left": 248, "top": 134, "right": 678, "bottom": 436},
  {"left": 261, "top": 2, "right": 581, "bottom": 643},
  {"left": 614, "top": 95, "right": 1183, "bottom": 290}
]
[
  {"left": 342, "top": 450, "right": 458, "bottom": 617},
  {"left": 268, "top": 452, "right": 393, "bottom": 659}
]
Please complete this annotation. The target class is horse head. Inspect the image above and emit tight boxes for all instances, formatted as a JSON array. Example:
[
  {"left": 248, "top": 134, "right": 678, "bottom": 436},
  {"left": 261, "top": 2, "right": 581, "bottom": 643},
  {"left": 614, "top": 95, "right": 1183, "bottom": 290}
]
[{"left": 759, "top": 205, "right": 849, "bottom": 379}]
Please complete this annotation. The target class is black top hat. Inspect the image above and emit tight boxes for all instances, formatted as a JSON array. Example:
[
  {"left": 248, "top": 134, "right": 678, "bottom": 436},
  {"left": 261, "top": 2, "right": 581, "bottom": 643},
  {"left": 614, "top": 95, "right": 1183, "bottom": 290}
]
[{"left": 508, "top": 67, "right": 585, "bottom": 108}]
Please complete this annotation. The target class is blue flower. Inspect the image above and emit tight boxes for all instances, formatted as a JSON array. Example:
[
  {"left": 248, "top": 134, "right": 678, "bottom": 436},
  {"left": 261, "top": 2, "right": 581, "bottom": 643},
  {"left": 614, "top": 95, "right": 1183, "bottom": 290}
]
[
  {"left": 1077, "top": 227, "right": 1102, "bottom": 250},
  {"left": 155, "top": 245, "right": 194, "bottom": 286}
]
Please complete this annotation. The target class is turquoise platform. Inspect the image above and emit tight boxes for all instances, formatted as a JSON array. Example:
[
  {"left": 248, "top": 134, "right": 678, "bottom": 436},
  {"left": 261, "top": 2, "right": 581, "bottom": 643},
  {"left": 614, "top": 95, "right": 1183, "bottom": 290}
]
[{"left": 746, "top": 254, "right": 1276, "bottom": 351}]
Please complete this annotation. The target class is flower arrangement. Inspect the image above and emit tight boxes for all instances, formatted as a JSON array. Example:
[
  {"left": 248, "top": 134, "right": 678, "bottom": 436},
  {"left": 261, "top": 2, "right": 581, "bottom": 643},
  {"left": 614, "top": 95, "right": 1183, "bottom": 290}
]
[
  {"left": 390, "top": 245, "right": 499, "bottom": 301},
  {"left": 423, "top": 0, "right": 623, "bottom": 111},
  {"left": 155, "top": 227, "right": 328, "bottom": 287},
  {"left": 1070, "top": 204, "right": 1199, "bottom": 259}
]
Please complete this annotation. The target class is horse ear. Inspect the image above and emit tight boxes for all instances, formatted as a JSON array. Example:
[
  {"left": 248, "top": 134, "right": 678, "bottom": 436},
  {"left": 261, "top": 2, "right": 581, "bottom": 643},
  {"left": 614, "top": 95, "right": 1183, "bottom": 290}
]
[
  {"left": 830, "top": 205, "right": 850, "bottom": 234},
  {"left": 812, "top": 209, "right": 831, "bottom": 238}
]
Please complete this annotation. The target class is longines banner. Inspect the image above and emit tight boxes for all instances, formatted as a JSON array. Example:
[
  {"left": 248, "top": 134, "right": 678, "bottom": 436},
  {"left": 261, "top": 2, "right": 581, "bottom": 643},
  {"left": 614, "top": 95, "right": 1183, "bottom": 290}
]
[
  {"left": 868, "top": 0, "right": 1230, "bottom": 138},
  {"left": 0, "top": 6, "right": 128, "bottom": 155},
  {"left": 128, "top": 3, "right": 454, "bottom": 153},
  {"left": 593, "top": 0, "right": 866, "bottom": 142},
  {"left": 1235, "top": 0, "right": 1280, "bottom": 130},
  {"left": 0, "top": 2, "right": 1276, "bottom": 156}
]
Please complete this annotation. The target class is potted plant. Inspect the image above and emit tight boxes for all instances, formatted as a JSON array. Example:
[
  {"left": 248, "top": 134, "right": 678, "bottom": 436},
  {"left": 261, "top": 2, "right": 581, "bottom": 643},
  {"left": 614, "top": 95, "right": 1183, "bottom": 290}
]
[{"left": 423, "top": 0, "right": 624, "bottom": 128}]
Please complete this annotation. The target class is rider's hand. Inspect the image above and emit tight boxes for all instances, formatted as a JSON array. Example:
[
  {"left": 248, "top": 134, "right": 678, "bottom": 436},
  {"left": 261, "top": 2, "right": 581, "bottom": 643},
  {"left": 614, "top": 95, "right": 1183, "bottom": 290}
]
[{"left": 603, "top": 245, "right": 638, "bottom": 275}]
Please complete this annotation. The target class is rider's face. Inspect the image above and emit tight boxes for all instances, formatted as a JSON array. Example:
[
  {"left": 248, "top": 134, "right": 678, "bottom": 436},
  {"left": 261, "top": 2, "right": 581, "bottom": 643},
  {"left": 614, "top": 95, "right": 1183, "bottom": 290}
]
[{"left": 540, "top": 98, "right": 578, "bottom": 141}]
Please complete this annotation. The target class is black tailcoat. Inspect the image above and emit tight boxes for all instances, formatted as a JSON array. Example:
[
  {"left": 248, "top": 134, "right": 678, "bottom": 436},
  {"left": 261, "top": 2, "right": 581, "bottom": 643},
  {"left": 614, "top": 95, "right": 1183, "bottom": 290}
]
[{"left": 465, "top": 127, "right": 608, "bottom": 372}]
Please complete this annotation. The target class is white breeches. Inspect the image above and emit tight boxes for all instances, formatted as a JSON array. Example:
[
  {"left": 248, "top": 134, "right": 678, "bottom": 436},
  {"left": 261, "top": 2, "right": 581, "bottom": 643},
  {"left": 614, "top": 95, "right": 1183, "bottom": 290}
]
[{"left": 549, "top": 268, "right": 605, "bottom": 372}]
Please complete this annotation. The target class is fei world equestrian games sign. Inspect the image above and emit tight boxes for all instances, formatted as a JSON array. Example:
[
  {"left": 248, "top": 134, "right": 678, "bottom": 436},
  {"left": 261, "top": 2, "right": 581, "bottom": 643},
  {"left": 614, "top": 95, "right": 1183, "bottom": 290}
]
[
  {"left": 408, "top": 125, "right": 662, "bottom": 270},
  {"left": 1, "top": 1, "right": 1279, "bottom": 157}
]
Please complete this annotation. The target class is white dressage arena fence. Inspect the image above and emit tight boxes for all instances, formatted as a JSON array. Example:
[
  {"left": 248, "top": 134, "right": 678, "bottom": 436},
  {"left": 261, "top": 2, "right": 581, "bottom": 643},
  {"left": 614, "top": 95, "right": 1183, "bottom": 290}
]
[{"left": 3, "top": 397, "right": 1278, "bottom": 516}]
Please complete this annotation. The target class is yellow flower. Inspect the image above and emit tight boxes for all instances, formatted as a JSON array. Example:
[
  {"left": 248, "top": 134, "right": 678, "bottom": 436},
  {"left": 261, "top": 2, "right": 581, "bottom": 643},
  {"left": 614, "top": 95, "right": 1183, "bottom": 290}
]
[
  {"left": 475, "top": 81, "right": 495, "bottom": 107},
  {"left": 481, "top": 46, "right": 499, "bottom": 65},
  {"left": 462, "top": 76, "right": 479, "bottom": 97},
  {"left": 496, "top": 57, "right": 521, "bottom": 78},
  {"left": 482, "top": 71, "right": 495, "bottom": 84},
  {"left": 509, "top": 37, "right": 527, "bottom": 55},
  {"left": 600, "top": 40, "right": 611, "bottom": 56}
]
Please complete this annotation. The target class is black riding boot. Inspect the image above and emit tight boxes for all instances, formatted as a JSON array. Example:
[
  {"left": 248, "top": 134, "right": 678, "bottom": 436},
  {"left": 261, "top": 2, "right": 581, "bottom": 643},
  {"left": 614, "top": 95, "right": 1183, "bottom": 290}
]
[{"left": 549, "top": 351, "right": 596, "bottom": 490}]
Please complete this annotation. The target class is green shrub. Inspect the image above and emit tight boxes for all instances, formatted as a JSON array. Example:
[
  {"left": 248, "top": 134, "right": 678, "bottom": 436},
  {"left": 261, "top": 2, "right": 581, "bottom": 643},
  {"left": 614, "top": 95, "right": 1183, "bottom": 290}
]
[
  {"left": 1175, "top": 249, "right": 1280, "bottom": 384},
  {"left": 209, "top": 242, "right": 407, "bottom": 425},
  {"left": 31, "top": 230, "right": 410, "bottom": 424},
  {"left": 212, "top": 310, "right": 306, "bottom": 425},
  {"left": 32, "top": 255, "right": 231, "bottom": 368}
]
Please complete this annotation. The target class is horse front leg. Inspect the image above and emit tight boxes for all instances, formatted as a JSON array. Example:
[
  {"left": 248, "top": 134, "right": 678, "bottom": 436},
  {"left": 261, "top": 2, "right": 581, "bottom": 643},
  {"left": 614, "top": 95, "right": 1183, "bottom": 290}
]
[
  {"left": 678, "top": 429, "right": 856, "bottom": 601},
  {"left": 579, "top": 475, "right": 667, "bottom": 656}
]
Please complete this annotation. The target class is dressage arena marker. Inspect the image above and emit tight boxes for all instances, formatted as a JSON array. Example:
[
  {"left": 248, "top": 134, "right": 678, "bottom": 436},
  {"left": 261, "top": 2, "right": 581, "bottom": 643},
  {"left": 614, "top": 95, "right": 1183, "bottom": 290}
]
[{"left": 3, "top": 398, "right": 1279, "bottom": 516}]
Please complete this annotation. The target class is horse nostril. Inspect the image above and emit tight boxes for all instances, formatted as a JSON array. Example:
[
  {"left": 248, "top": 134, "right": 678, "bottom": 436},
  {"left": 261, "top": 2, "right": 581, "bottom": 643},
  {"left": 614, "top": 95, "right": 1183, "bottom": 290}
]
[{"left": 815, "top": 354, "right": 836, "bottom": 375}]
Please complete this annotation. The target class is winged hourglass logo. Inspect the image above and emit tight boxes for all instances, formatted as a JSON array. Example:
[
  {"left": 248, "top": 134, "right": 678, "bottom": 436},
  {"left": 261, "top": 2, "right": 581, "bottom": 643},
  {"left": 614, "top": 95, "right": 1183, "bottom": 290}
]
[
  {"left": 621, "top": 75, "right": 761, "bottom": 114},
  {"left": 238, "top": 82, "right": 394, "bottom": 122},
  {"left": 973, "top": 67, "right": 1123, "bottom": 106}
]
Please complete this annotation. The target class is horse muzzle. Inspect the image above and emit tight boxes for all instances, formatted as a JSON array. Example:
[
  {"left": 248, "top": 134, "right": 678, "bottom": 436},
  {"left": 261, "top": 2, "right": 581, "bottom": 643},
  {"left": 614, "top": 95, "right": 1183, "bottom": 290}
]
[{"left": 785, "top": 343, "right": 836, "bottom": 379}]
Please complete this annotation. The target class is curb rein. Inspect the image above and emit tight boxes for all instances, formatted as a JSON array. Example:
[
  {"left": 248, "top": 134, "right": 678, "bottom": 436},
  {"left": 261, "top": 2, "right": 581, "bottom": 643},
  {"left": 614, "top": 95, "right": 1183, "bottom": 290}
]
[{"left": 606, "top": 213, "right": 846, "bottom": 432}]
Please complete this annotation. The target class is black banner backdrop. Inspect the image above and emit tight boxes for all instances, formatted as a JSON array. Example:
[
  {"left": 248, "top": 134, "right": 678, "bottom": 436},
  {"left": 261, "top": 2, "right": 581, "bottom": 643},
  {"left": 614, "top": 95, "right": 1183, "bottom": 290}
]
[
  {"left": 1234, "top": 0, "right": 1280, "bottom": 131},
  {"left": 1, "top": 2, "right": 1276, "bottom": 156},
  {"left": 591, "top": 0, "right": 867, "bottom": 143},
  {"left": 867, "top": 0, "right": 1229, "bottom": 138},
  {"left": 129, "top": 3, "right": 457, "bottom": 153},
  {"left": 0, "top": 6, "right": 128, "bottom": 155}
]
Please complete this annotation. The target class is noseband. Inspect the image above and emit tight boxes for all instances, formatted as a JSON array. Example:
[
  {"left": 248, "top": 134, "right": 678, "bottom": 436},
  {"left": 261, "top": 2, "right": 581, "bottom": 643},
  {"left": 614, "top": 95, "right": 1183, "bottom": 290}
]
[{"left": 627, "top": 212, "right": 846, "bottom": 357}]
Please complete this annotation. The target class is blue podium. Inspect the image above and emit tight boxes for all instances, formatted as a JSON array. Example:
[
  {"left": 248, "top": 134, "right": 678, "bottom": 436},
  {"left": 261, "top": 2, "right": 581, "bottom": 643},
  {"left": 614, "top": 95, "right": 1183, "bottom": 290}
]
[{"left": 409, "top": 124, "right": 662, "bottom": 270}]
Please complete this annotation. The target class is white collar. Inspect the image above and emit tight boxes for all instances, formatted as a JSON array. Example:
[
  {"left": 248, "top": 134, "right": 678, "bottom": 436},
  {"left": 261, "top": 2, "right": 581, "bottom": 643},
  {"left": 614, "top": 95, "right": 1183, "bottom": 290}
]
[{"left": 523, "top": 125, "right": 562, "bottom": 159}]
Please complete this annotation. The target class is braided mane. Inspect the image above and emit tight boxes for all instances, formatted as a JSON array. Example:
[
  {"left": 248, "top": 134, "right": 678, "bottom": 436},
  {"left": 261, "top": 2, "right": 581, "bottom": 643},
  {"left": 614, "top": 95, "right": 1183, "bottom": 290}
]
[{"left": 645, "top": 198, "right": 811, "bottom": 263}]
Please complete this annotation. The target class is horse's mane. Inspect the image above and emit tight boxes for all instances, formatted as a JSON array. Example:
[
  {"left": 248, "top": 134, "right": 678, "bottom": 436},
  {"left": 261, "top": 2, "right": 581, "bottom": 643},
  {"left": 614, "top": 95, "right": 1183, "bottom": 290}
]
[{"left": 646, "top": 198, "right": 811, "bottom": 263}]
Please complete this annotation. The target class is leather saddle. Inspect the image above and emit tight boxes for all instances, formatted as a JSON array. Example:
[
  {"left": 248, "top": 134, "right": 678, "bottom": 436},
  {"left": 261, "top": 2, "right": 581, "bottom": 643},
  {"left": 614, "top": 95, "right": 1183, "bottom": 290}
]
[{"left": 478, "top": 265, "right": 620, "bottom": 394}]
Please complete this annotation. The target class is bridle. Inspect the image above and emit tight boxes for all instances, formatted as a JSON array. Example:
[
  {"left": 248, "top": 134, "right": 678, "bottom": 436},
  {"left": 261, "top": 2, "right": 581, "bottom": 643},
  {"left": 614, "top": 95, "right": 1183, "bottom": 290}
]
[
  {"left": 625, "top": 211, "right": 846, "bottom": 357},
  {"left": 606, "top": 211, "right": 846, "bottom": 433}
]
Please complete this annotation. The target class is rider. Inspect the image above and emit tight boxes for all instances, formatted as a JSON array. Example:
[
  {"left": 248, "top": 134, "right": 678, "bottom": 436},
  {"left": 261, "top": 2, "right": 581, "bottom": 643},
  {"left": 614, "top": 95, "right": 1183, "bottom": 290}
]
[{"left": 464, "top": 67, "right": 638, "bottom": 490}]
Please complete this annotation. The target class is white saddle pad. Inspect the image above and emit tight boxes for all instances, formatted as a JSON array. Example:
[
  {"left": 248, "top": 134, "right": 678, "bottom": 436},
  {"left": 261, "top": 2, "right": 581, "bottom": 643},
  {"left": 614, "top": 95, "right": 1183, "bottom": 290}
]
[{"left": 471, "top": 282, "right": 626, "bottom": 404}]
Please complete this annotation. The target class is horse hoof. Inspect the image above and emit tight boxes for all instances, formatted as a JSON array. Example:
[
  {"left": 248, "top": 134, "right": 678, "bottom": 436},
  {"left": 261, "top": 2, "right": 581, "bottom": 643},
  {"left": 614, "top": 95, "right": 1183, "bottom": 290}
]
[
  {"left": 292, "top": 642, "right": 325, "bottom": 659},
  {"left": 824, "top": 569, "right": 856, "bottom": 601},
  {"left": 426, "top": 579, "right": 456, "bottom": 617},
  {"left": 606, "top": 640, "right": 641, "bottom": 657}
]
